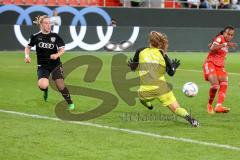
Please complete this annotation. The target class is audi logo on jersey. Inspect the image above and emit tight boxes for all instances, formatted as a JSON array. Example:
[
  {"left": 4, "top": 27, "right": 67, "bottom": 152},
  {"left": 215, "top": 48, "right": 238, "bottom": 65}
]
[
  {"left": 0, "top": 5, "right": 140, "bottom": 51},
  {"left": 38, "top": 42, "right": 55, "bottom": 49}
]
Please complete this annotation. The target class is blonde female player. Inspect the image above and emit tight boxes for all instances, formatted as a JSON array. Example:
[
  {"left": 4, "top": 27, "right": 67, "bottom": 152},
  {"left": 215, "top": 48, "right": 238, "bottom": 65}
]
[
  {"left": 24, "top": 15, "right": 75, "bottom": 110},
  {"left": 128, "top": 31, "right": 199, "bottom": 127}
]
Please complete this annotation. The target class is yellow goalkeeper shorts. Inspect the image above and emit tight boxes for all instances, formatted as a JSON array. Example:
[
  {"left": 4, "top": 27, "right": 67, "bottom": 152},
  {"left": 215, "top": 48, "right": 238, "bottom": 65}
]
[{"left": 138, "top": 90, "right": 176, "bottom": 107}]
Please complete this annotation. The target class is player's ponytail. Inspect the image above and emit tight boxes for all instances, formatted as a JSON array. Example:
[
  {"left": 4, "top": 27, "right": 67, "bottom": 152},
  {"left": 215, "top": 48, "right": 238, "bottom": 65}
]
[
  {"left": 215, "top": 25, "right": 235, "bottom": 37},
  {"left": 149, "top": 31, "right": 168, "bottom": 53},
  {"left": 33, "top": 15, "right": 49, "bottom": 26}
]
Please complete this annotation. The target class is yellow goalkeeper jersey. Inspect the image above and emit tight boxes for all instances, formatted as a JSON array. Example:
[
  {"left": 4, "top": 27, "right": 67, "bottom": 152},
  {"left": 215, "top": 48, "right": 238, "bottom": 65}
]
[{"left": 138, "top": 47, "right": 167, "bottom": 93}]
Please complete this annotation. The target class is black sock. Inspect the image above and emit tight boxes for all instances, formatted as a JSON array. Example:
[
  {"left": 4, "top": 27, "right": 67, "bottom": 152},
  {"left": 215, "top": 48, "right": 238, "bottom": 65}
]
[
  {"left": 60, "top": 87, "right": 73, "bottom": 104},
  {"left": 40, "top": 87, "right": 48, "bottom": 93},
  {"left": 185, "top": 115, "right": 193, "bottom": 122}
]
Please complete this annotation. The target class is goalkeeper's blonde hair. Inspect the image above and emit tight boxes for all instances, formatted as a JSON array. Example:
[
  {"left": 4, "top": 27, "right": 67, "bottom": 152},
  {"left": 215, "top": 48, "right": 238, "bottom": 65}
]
[
  {"left": 149, "top": 31, "right": 168, "bottom": 53},
  {"left": 33, "top": 15, "right": 49, "bottom": 26}
]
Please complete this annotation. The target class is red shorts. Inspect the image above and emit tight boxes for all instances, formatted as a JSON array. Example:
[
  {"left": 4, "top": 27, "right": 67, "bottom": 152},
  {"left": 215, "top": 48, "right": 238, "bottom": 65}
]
[{"left": 203, "top": 61, "right": 227, "bottom": 81}]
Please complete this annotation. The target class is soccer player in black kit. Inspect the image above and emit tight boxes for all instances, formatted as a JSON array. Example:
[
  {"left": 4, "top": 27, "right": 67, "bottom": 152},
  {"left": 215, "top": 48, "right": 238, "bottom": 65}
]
[{"left": 24, "top": 15, "right": 75, "bottom": 110}]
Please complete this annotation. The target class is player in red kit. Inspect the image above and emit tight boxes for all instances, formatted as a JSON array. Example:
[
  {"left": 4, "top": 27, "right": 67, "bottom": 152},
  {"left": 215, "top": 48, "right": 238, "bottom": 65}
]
[{"left": 203, "top": 26, "right": 237, "bottom": 114}]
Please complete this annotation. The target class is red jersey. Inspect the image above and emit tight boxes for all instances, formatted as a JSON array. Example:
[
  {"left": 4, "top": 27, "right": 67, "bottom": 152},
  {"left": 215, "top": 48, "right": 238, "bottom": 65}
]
[{"left": 206, "top": 35, "right": 228, "bottom": 67}]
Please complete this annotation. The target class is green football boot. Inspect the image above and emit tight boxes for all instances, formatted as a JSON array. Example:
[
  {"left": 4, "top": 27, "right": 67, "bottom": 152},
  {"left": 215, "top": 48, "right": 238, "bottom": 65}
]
[{"left": 68, "top": 103, "right": 75, "bottom": 111}]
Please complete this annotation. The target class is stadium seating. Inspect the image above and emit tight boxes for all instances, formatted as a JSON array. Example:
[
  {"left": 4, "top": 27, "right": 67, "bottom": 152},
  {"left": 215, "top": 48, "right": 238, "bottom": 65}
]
[
  {"left": 56, "top": 0, "right": 67, "bottom": 6},
  {"left": 35, "top": 0, "right": 47, "bottom": 5},
  {"left": 47, "top": 0, "right": 56, "bottom": 6},
  {"left": 3, "top": 0, "right": 14, "bottom": 4},
  {"left": 23, "top": 0, "right": 34, "bottom": 5},
  {"left": 0, "top": 0, "right": 126, "bottom": 7},
  {"left": 98, "top": 0, "right": 122, "bottom": 6},
  {"left": 68, "top": 0, "right": 79, "bottom": 6},
  {"left": 15, "top": 0, "right": 23, "bottom": 5},
  {"left": 164, "top": 0, "right": 182, "bottom": 8},
  {"left": 80, "top": 0, "right": 90, "bottom": 6},
  {"left": 106, "top": 0, "right": 122, "bottom": 6}
]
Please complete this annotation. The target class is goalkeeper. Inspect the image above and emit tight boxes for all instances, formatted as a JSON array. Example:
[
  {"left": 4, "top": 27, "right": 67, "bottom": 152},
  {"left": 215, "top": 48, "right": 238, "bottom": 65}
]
[{"left": 128, "top": 31, "right": 199, "bottom": 127}]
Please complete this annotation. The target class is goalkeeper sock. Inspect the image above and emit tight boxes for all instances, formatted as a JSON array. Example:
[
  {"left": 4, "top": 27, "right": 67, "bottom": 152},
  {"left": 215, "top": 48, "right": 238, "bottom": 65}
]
[
  {"left": 175, "top": 107, "right": 189, "bottom": 118},
  {"left": 175, "top": 107, "right": 199, "bottom": 127}
]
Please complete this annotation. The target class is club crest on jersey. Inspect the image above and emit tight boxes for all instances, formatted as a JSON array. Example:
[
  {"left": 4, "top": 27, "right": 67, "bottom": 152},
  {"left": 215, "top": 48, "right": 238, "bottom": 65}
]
[{"left": 51, "top": 37, "right": 56, "bottom": 42}]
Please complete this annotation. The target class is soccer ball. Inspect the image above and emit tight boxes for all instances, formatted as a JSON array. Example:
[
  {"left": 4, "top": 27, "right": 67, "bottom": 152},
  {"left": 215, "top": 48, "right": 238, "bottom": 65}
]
[{"left": 182, "top": 82, "right": 198, "bottom": 97}]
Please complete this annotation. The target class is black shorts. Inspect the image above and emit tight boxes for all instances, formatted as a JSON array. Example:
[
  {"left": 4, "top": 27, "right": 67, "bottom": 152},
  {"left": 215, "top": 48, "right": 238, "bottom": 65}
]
[{"left": 37, "top": 64, "right": 64, "bottom": 80}]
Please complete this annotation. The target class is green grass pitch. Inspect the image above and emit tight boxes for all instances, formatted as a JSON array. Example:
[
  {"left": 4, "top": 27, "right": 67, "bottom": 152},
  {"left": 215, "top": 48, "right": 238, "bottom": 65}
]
[{"left": 0, "top": 51, "right": 240, "bottom": 159}]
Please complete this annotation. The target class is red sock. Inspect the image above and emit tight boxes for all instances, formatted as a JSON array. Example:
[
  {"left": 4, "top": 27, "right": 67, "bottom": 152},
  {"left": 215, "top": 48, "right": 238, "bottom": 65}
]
[
  {"left": 208, "top": 84, "right": 219, "bottom": 105},
  {"left": 217, "top": 81, "right": 228, "bottom": 106}
]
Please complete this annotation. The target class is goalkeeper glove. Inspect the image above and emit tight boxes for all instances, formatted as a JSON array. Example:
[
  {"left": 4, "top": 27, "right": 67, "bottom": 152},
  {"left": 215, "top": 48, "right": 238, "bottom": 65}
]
[
  {"left": 172, "top": 58, "right": 181, "bottom": 69},
  {"left": 128, "top": 58, "right": 138, "bottom": 71}
]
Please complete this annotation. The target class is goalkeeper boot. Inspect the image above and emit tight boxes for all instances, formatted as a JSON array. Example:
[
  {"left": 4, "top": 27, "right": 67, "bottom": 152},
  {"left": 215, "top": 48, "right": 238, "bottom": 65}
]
[
  {"left": 146, "top": 105, "right": 154, "bottom": 110},
  {"left": 140, "top": 100, "right": 154, "bottom": 110},
  {"left": 185, "top": 115, "right": 200, "bottom": 127}
]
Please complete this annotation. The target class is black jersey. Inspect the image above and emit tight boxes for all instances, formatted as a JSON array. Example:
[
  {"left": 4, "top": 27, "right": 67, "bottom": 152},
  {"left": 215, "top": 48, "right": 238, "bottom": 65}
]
[{"left": 28, "top": 31, "right": 65, "bottom": 66}]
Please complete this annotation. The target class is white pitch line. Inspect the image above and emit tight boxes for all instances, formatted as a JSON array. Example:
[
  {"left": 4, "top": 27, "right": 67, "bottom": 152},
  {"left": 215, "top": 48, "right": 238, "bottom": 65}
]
[
  {"left": 0, "top": 109, "right": 240, "bottom": 151},
  {"left": 179, "top": 68, "right": 240, "bottom": 76}
]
